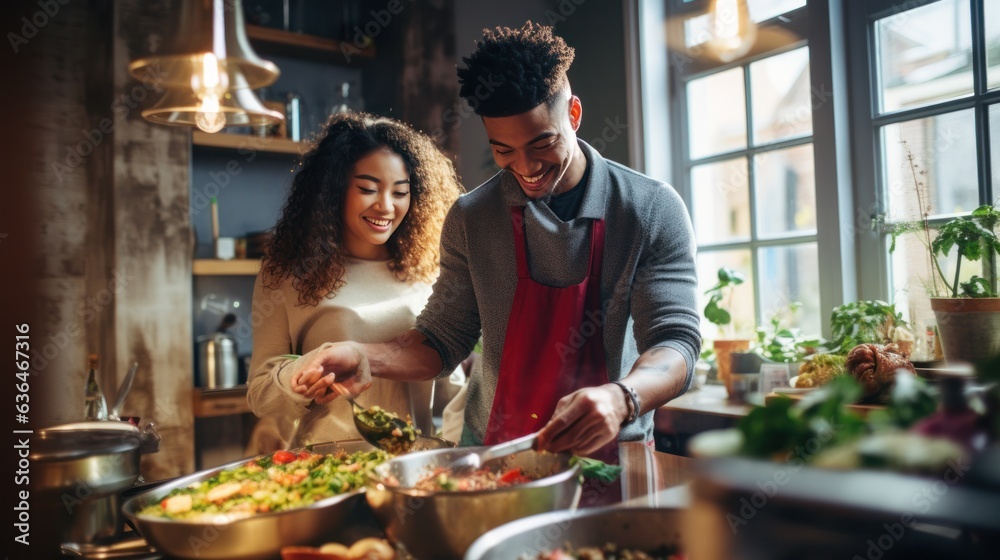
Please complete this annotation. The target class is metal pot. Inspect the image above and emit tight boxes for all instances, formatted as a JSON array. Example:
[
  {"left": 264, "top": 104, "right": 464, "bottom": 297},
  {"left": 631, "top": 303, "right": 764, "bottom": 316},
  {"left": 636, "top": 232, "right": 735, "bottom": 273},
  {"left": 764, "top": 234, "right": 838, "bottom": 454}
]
[
  {"left": 366, "top": 447, "right": 581, "bottom": 560},
  {"left": 465, "top": 506, "right": 684, "bottom": 560},
  {"left": 197, "top": 331, "right": 239, "bottom": 388},
  {"left": 28, "top": 421, "right": 160, "bottom": 555}
]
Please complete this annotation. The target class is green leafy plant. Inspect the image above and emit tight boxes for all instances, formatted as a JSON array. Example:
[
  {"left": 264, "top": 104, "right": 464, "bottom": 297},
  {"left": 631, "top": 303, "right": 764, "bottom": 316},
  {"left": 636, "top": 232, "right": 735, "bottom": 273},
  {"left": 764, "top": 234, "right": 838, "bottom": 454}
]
[
  {"left": 828, "top": 300, "right": 906, "bottom": 355},
  {"left": 884, "top": 139, "right": 1000, "bottom": 298},
  {"left": 704, "top": 267, "right": 745, "bottom": 335},
  {"left": 930, "top": 205, "right": 1000, "bottom": 297},
  {"left": 753, "top": 303, "right": 822, "bottom": 363}
]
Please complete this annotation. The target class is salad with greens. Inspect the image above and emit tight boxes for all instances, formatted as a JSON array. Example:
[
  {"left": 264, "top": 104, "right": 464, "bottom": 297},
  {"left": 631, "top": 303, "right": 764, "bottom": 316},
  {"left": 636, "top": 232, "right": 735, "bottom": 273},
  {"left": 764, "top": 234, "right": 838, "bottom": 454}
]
[{"left": 140, "top": 448, "right": 389, "bottom": 521}]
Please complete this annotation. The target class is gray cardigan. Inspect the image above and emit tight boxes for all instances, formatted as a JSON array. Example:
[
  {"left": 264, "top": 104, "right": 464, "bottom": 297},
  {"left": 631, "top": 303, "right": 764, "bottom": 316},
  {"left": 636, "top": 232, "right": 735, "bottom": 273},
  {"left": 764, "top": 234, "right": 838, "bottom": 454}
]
[{"left": 415, "top": 140, "right": 701, "bottom": 443}]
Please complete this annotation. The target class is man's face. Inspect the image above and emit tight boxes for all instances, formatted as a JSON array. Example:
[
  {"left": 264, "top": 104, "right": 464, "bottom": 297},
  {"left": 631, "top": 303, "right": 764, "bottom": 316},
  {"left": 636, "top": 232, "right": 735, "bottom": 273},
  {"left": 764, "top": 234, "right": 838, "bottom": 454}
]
[{"left": 481, "top": 94, "right": 586, "bottom": 199}]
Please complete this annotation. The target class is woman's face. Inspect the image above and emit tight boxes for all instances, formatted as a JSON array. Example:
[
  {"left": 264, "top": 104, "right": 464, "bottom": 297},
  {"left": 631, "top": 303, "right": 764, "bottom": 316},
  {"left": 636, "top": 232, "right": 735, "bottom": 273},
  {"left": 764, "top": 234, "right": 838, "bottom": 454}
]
[{"left": 341, "top": 147, "right": 411, "bottom": 260}]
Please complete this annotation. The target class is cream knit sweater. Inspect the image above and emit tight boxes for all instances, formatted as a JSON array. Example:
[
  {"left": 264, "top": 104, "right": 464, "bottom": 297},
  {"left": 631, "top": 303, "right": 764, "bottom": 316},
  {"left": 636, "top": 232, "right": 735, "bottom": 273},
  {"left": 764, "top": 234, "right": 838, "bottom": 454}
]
[{"left": 246, "top": 257, "right": 435, "bottom": 452}]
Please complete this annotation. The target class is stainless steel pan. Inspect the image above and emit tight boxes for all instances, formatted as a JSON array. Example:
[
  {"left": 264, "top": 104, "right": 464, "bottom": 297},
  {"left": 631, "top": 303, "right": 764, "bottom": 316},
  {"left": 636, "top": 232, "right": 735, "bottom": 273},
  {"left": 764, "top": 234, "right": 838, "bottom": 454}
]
[{"left": 464, "top": 506, "right": 684, "bottom": 560}]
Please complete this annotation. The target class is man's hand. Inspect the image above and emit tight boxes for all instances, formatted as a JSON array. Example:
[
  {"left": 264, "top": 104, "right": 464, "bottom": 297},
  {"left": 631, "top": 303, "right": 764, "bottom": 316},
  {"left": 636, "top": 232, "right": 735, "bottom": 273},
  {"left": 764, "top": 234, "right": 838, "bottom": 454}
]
[
  {"left": 536, "top": 384, "right": 629, "bottom": 455},
  {"left": 289, "top": 342, "right": 372, "bottom": 404}
]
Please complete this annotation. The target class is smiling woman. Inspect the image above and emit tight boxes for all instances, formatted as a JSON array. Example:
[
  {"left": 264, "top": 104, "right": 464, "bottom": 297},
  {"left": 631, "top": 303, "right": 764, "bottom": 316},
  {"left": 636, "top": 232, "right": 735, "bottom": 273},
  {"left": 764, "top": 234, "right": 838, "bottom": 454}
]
[
  {"left": 340, "top": 147, "right": 412, "bottom": 260},
  {"left": 244, "top": 112, "right": 463, "bottom": 452}
]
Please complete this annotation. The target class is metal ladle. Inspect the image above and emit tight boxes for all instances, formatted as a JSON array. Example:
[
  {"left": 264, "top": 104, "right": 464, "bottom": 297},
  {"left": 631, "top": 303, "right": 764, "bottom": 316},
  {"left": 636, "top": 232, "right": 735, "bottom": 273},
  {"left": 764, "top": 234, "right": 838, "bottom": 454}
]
[
  {"left": 108, "top": 362, "right": 139, "bottom": 421},
  {"left": 346, "top": 395, "right": 414, "bottom": 448},
  {"left": 347, "top": 396, "right": 455, "bottom": 452}
]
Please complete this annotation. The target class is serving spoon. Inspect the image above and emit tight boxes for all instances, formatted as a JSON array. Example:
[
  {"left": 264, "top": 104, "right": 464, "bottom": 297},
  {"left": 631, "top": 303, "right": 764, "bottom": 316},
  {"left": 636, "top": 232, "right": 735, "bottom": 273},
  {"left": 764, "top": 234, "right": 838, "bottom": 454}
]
[{"left": 346, "top": 396, "right": 415, "bottom": 447}]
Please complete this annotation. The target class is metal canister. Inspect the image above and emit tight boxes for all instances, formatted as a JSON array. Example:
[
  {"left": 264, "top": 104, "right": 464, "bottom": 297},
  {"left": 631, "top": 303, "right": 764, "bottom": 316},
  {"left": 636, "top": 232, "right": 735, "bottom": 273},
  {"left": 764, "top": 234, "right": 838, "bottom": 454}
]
[{"left": 196, "top": 331, "right": 239, "bottom": 388}]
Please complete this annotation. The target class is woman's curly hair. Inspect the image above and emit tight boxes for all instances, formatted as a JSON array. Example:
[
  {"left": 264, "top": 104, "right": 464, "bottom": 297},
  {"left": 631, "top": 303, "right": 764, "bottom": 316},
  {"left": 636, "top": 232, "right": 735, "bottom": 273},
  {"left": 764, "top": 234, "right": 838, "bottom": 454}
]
[
  {"left": 457, "top": 21, "right": 575, "bottom": 117},
  {"left": 262, "top": 112, "right": 463, "bottom": 306}
]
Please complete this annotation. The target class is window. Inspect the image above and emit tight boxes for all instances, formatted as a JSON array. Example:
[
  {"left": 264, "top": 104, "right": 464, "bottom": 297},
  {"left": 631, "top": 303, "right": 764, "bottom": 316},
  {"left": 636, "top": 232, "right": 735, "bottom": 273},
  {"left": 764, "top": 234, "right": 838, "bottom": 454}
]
[
  {"left": 666, "top": 0, "right": 821, "bottom": 339},
  {"left": 851, "top": 0, "right": 999, "bottom": 331}
]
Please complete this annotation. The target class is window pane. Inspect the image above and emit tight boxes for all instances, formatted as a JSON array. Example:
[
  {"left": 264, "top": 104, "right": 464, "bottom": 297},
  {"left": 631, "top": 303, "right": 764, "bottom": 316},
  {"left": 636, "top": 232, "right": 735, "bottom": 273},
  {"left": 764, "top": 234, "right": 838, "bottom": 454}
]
[
  {"left": 750, "top": 47, "right": 811, "bottom": 144},
  {"left": 875, "top": 0, "right": 973, "bottom": 114},
  {"left": 988, "top": 0, "right": 1000, "bottom": 90},
  {"left": 748, "top": 0, "right": 805, "bottom": 23},
  {"left": 687, "top": 68, "right": 747, "bottom": 159},
  {"left": 888, "top": 230, "right": 936, "bottom": 337},
  {"left": 692, "top": 158, "right": 750, "bottom": 244},
  {"left": 697, "top": 249, "right": 755, "bottom": 339},
  {"left": 754, "top": 144, "right": 815, "bottom": 236},
  {"left": 992, "top": 104, "right": 1000, "bottom": 191},
  {"left": 757, "top": 243, "right": 820, "bottom": 336},
  {"left": 882, "top": 109, "right": 979, "bottom": 222}
]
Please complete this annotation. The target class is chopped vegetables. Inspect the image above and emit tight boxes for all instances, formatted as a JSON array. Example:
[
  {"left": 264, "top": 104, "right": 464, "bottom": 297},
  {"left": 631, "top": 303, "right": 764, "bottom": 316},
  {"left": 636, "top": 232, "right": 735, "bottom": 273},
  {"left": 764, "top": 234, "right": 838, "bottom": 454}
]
[
  {"left": 356, "top": 405, "right": 419, "bottom": 454},
  {"left": 413, "top": 466, "right": 538, "bottom": 492},
  {"left": 139, "top": 449, "right": 389, "bottom": 521}
]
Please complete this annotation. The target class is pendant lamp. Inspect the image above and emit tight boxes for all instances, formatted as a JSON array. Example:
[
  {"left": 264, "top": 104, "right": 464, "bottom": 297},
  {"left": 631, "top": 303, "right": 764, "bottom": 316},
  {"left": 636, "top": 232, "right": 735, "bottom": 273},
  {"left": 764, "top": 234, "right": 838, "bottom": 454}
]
[
  {"left": 707, "top": 0, "right": 757, "bottom": 63},
  {"left": 128, "top": 0, "right": 283, "bottom": 133}
]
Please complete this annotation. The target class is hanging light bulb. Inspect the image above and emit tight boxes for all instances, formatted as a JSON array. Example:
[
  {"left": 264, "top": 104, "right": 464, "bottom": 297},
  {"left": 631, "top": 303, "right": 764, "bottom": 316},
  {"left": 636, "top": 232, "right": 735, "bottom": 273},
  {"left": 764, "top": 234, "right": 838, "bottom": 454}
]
[
  {"left": 128, "top": 0, "right": 282, "bottom": 133},
  {"left": 190, "top": 53, "right": 228, "bottom": 133},
  {"left": 141, "top": 67, "right": 283, "bottom": 130},
  {"left": 194, "top": 95, "right": 227, "bottom": 133},
  {"left": 707, "top": 0, "right": 757, "bottom": 63}
]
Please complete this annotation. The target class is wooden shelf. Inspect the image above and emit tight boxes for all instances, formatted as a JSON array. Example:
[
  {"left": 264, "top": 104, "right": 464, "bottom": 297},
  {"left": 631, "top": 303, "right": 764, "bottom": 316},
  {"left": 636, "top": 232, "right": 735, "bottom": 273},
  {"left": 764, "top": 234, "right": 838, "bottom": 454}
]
[
  {"left": 193, "top": 385, "right": 252, "bottom": 418},
  {"left": 193, "top": 259, "right": 262, "bottom": 276},
  {"left": 246, "top": 24, "right": 376, "bottom": 63},
  {"left": 192, "top": 131, "right": 306, "bottom": 155}
]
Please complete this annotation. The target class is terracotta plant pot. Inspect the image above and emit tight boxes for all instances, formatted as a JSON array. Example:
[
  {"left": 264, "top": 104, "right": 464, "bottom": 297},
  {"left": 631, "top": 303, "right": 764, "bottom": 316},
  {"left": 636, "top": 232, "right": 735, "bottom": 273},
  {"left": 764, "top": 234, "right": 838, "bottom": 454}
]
[
  {"left": 713, "top": 339, "right": 751, "bottom": 396},
  {"left": 931, "top": 298, "right": 1000, "bottom": 364}
]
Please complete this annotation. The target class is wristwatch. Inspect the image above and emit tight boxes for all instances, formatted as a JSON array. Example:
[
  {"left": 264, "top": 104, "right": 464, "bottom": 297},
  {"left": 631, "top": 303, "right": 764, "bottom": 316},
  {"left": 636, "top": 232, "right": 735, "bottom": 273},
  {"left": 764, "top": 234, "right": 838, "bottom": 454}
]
[{"left": 612, "top": 380, "right": 641, "bottom": 426}]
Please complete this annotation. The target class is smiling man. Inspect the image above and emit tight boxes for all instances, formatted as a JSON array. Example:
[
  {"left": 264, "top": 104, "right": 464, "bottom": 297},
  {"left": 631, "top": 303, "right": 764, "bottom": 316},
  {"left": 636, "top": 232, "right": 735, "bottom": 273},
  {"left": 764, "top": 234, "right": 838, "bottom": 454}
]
[{"left": 293, "top": 21, "right": 701, "bottom": 457}]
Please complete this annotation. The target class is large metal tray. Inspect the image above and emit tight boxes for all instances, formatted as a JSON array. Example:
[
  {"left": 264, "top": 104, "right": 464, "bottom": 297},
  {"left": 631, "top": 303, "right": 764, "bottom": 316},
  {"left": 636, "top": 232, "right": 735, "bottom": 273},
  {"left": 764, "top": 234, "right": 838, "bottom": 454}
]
[{"left": 121, "top": 440, "right": 377, "bottom": 560}]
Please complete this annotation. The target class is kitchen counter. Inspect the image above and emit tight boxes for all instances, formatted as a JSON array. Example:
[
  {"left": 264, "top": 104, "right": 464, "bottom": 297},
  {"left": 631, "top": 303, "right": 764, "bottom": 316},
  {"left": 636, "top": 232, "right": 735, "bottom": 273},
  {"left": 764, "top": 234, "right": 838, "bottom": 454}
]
[
  {"left": 106, "top": 442, "right": 698, "bottom": 560},
  {"left": 654, "top": 384, "right": 750, "bottom": 456}
]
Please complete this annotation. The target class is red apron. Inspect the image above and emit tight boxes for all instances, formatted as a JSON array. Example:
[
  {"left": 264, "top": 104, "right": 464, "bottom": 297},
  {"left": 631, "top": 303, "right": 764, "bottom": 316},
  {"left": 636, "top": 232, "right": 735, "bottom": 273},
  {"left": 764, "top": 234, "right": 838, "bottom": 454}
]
[{"left": 484, "top": 206, "right": 618, "bottom": 465}]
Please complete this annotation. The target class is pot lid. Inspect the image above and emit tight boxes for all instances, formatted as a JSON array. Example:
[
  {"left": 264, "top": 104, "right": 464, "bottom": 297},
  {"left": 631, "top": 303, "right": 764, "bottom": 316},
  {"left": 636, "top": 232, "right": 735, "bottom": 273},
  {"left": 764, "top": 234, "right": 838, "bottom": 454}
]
[{"left": 31, "top": 421, "right": 143, "bottom": 462}]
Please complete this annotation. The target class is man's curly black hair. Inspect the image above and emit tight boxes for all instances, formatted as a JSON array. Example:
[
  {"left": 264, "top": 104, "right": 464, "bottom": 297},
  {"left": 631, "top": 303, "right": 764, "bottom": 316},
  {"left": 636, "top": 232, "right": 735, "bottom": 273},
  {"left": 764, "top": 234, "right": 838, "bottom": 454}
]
[{"left": 457, "top": 21, "right": 575, "bottom": 117}]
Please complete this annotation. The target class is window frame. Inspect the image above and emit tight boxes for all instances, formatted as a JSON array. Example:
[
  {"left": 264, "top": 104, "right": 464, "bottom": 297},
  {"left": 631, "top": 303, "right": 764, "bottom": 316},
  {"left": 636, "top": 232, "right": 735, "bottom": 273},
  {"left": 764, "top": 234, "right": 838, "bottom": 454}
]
[
  {"left": 846, "top": 0, "right": 999, "bottom": 304},
  {"left": 662, "top": 0, "right": 854, "bottom": 338}
]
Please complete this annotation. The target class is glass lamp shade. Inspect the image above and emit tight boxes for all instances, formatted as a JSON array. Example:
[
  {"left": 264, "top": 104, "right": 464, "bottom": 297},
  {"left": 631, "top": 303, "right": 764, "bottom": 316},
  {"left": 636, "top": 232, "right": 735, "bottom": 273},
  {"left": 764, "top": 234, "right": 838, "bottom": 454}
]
[
  {"left": 128, "top": 0, "right": 279, "bottom": 92},
  {"left": 141, "top": 85, "right": 283, "bottom": 132}
]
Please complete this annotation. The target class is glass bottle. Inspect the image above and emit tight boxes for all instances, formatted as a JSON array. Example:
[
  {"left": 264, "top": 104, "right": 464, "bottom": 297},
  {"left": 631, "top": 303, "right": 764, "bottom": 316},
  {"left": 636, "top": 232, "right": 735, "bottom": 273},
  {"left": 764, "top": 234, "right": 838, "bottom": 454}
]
[{"left": 84, "top": 354, "right": 108, "bottom": 421}]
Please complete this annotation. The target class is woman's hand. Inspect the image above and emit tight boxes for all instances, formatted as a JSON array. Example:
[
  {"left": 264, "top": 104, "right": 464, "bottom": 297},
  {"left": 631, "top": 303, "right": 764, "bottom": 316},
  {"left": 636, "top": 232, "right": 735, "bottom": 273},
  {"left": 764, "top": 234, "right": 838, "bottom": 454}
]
[
  {"left": 288, "top": 342, "right": 372, "bottom": 404},
  {"left": 536, "top": 384, "right": 629, "bottom": 455}
]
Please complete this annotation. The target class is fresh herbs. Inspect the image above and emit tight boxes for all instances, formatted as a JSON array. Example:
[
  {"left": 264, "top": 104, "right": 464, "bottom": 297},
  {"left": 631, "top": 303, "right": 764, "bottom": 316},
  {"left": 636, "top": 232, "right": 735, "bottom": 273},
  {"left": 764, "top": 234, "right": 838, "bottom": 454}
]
[
  {"left": 570, "top": 456, "right": 623, "bottom": 483},
  {"left": 828, "top": 300, "right": 906, "bottom": 355},
  {"left": 737, "top": 375, "right": 867, "bottom": 459},
  {"left": 733, "top": 373, "right": 943, "bottom": 466},
  {"left": 753, "top": 304, "right": 822, "bottom": 363}
]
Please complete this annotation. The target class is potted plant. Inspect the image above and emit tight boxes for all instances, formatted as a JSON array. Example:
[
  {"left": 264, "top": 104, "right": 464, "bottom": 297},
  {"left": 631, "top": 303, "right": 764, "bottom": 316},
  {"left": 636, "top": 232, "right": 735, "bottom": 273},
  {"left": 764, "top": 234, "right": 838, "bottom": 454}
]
[
  {"left": 924, "top": 204, "right": 1000, "bottom": 363},
  {"left": 704, "top": 267, "right": 752, "bottom": 393},
  {"left": 747, "top": 303, "right": 823, "bottom": 394},
  {"left": 887, "top": 141, "right": 1000, "bottom": 363},
  {"left": 828, "top": 300, "right": 910, "bottom": 355}
]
